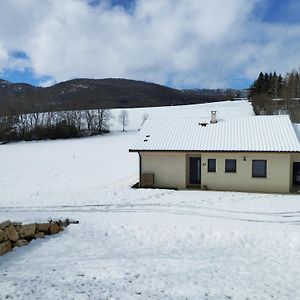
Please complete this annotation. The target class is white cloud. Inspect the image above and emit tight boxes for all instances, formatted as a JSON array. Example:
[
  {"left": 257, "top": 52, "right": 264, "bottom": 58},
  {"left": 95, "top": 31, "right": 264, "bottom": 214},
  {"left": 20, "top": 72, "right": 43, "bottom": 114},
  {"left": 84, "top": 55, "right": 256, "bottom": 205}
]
[
  {"left": 0, "top": 44, "right": 31, "bottom": 73},
  {"left": 0, "top": 44, "right": 8, "bottom": 66},
  {"left": 38, "top": 77, "right": 56, "bottom": 87},
  {"left": 0, "top": 0, "right": 299, "bottom": 88}
]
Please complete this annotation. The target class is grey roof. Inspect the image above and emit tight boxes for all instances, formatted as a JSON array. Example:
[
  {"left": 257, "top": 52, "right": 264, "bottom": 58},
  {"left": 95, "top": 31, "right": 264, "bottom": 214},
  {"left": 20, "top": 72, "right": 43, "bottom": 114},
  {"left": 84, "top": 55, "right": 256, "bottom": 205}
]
[
  {"left": 294, "top": 124, "right": 300, "bottom": 142},
  {"left": 130, "top": 115, "right": 300, "bottom": 152}
]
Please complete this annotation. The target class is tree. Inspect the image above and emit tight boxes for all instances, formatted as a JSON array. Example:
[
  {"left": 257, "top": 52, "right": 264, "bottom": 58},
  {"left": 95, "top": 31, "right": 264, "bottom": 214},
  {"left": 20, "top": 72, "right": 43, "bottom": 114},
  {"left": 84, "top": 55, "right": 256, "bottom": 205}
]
[
  {"left": 249, "top": 67, "right": 300, "bottom": 121},
  {"left": 0, "top": 115, "right": 18, "bottom": 142},
  {"left": 118, "top": 110, "right": 129, "bottom": 132},
  {"left": 96, "top": 109, "right": 112, "bottom": 134},
  {"left": 269, "top": 72, "right": 281, "bottom": 98},
  {"left": 141, "top": 113, "right": 149, "bottom": 127},
  {"left": 84, "top": 110, "right": 97, "bottom": 133}
]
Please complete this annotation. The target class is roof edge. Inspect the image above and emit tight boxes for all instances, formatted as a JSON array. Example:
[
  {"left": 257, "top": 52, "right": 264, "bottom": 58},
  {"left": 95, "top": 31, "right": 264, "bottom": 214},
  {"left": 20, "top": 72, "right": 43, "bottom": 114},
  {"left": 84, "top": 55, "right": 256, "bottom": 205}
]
[{"left": 129, "top": 149, "right": 300, "bottom": 153}]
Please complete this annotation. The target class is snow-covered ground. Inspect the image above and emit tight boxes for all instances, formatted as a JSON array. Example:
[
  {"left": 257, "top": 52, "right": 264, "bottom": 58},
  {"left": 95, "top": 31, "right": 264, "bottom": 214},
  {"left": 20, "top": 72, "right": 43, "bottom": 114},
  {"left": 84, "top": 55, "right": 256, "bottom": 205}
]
[
  {"left": 1, "top": 100, "right": 300, "bottom": 300},
  {"left": 110, "top": 100, "right": 254, "bottom": 131}
]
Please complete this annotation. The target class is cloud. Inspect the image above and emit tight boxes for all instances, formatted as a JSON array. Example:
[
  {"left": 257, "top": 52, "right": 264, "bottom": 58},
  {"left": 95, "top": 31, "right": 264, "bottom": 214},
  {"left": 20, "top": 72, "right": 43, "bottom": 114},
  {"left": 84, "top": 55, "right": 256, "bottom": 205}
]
[
  {"left": 0, "top": 45, "right": 31, "bottom": 73},
  {"left": 38, "top": 77, "right": 57, "bottom": 87},
  {"left": 0, "top": 0, "right": 299, "bottom": 88},
  {"left": 0, "top": 44, "right": 8, "bottom": 66}
]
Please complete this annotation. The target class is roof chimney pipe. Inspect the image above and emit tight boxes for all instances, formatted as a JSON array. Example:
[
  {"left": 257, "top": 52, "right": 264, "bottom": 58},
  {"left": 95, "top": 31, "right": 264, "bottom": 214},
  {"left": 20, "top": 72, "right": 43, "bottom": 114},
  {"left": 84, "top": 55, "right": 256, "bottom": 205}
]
[{"left": 210, "top": 111, "right": 217, "bottom": 124}]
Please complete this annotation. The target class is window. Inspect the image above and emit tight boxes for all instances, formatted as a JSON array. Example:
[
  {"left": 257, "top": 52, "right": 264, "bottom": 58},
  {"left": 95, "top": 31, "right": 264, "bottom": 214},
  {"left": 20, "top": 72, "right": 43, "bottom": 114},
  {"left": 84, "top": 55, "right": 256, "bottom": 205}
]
[
  {"left": 252, "top": 160, "right": 267, "bottom": 178},
  {"left": 208, "top": 159, "right": 216, "bottom": 172},
  {"left": 225, "top": 159, "right": 236, "bottom": 173}
]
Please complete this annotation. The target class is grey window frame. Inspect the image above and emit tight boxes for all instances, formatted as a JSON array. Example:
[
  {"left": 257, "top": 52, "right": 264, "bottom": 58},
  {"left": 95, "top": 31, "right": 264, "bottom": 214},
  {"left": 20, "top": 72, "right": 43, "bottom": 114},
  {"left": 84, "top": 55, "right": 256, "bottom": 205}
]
[
  {"left": 225, "top": 159, "right": 236, "bottom": 173},
  {"left": 252, "top": 160, "right": 267, "bottom": 178},
  {"left": 207, "top": 159, "right": 216, "bottom": 172}
]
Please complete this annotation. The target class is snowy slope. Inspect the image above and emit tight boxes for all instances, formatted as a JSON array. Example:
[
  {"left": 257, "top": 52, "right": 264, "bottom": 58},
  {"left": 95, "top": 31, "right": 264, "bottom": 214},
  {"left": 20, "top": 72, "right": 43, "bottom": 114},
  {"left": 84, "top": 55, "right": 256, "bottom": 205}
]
[
  {"left": 110, "top": 100, "right": 254, "bottom": 131},
  {"left": 1, "top": 100, "right": 300, "bottom": 300}
]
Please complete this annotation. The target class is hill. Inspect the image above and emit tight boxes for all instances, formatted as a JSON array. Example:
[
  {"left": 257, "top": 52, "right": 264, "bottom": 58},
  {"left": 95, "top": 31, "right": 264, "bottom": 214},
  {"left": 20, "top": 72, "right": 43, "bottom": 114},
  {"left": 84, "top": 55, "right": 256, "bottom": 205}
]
[{"left": 0, "top": 78, "right": 245, "bottom": 115}]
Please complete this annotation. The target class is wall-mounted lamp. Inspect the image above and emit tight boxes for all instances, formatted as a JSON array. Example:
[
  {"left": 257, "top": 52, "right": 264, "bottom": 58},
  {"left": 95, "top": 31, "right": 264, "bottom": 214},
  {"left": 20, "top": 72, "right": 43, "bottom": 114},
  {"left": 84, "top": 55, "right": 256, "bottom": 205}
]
[{"left": 243, "top": 156, "right": 247, "bottom": 161}]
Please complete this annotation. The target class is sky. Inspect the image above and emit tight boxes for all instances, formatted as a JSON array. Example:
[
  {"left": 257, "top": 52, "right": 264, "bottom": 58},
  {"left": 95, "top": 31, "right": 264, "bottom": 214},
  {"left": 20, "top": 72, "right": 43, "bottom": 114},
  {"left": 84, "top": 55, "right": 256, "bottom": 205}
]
[{"left": 0, "top": 0, "right": 299, "bottom": 89}]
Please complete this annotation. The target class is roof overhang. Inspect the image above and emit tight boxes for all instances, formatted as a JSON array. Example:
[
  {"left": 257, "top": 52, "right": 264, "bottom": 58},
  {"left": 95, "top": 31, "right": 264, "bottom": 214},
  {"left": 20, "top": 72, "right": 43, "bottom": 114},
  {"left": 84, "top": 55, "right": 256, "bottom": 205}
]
[{"left": 129, "top": 149, "right": 300, "bottom": 153}]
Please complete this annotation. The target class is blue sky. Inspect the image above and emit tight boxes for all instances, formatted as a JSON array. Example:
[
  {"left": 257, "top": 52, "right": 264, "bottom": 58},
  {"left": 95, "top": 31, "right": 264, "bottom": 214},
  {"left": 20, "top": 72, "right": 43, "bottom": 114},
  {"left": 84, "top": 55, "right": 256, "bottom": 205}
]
[
  {"left": 259, "top": 0, "right": 300, "bottom": 24},
  {"left": 0, "top": 0, "right": 299, "bottom": 89}
]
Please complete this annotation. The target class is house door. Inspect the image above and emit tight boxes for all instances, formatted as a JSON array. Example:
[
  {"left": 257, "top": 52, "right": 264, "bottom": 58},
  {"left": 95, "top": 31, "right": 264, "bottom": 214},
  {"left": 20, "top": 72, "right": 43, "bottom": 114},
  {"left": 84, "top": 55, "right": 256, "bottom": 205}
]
[
  {"left": 189, "top": 157, "right": 201, "bottom": 184},
  {"left": 293, "top": 162, "right": 300, "bottom": 185}
]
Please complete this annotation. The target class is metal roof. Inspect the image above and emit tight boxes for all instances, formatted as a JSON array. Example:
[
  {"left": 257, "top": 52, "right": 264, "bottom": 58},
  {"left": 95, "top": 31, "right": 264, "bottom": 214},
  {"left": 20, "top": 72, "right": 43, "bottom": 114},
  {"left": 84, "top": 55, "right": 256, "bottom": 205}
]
[
  {"left": 130, "top": 115, "right": 300, "bottom": 152},
  {"left": 294, "top": 124, "right": 300, "bottom": 142}
]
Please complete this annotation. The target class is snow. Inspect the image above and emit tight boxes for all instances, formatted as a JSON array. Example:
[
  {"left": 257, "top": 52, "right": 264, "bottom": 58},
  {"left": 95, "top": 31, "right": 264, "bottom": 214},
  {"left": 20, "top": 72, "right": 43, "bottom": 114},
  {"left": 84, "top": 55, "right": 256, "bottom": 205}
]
[
  {"left": 294, "top": 124, "right": 300, "bottom": 141},
  {"left": 130, "top": 115, "right": 300, "bottom": 152},
  {"left": 1, "top": 100, "right": 300, "bottom": 300},
  {"left": 110, "top": 100, "right": 254, "bottom": 131}
]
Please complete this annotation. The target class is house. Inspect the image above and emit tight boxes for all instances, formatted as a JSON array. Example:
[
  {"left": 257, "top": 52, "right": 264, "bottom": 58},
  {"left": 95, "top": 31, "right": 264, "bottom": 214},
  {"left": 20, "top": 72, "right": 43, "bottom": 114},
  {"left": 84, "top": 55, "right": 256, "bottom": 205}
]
[
  {"left": 129, "top": 112, "right": 300, "bottom": 193},
  {"left": 272, "top": 98, "right": 300, "bottom": 115},
  {"left": 290, "top": 98, "right": 300, "bottom": 109}
]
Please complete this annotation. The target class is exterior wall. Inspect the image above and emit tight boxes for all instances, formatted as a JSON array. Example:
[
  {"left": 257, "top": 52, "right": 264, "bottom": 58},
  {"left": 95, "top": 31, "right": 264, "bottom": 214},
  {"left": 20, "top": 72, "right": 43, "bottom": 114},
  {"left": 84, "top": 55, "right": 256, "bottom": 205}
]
[
  {"left": 200, "top": 152, "right": 291, "bottom": 193},
  {"left": 140, "top": 152, "right": 186, "bottom": 189},
  {"left": 139, "top": 151, "right": 294, "bottom": 193}
]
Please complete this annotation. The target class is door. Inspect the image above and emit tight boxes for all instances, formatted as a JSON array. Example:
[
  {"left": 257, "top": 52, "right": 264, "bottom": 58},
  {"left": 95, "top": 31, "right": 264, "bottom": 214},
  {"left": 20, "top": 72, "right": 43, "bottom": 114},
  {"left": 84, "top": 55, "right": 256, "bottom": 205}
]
[
  {"left": 293, "top": 162, "right": 300, "bottom": 185},
  {"left": 189, "top": 157, "right": 201, "bottom": 184}
]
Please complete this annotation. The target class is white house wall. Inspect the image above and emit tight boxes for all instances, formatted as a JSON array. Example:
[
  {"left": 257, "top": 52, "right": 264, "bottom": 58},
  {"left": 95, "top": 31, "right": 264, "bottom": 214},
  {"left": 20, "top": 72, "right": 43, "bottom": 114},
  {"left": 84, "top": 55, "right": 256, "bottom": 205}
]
[
  {"left": 201, "top": 152, "right": 291, "bottom": 193},
  {"left": 141, "top": 152, "right": 186, "bottom": 189},
  {"left": 140, "top": 151, "right": 293, "bottom": 193}
]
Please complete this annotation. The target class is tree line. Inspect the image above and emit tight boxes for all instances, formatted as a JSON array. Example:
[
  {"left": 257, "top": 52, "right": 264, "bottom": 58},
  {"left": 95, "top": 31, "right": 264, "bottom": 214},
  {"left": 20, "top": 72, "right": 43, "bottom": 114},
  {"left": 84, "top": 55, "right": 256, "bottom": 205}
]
[
  {"left": 0, "top": 109, "right": 112, "bottom": 143},
  {"left": 250, "top": 68, "right": 300, "bottom": 122}
]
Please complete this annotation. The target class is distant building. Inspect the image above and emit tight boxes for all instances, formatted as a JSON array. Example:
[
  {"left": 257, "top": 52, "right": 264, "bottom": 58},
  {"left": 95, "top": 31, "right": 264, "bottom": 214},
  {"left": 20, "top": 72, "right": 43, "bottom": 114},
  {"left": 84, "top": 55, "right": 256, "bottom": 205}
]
[
  {"left": 129, "top": 112, "right": 300, "bottom": 193},
  {"left": 272, "top": 98, "right": 300, "bottom": 115},
  {"left": 291, "top": 98, "right": 300, "bottom": 108},
  {"left": 232, "top": 97, "right": 248, "bottom": 101}
]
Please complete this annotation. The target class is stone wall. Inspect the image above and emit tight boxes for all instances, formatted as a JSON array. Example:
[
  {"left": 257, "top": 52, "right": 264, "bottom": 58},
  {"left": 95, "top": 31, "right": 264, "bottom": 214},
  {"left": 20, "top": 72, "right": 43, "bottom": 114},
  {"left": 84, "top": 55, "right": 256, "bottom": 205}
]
[{"left": 0, "top": 219, "right": 79, "bottom": 256}]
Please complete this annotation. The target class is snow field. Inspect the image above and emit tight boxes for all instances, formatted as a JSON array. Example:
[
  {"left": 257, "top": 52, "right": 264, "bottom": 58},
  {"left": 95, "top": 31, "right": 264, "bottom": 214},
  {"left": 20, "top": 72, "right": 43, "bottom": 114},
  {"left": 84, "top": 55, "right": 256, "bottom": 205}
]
[
  {"left": 1, "top": 210, "right": 300, "bottom": 300},
  {"left": 1, "top": 100, "right": 300, "bottom": 300},
  {"left": 110, "top": 100, "right": 254, "bottom": 131}
]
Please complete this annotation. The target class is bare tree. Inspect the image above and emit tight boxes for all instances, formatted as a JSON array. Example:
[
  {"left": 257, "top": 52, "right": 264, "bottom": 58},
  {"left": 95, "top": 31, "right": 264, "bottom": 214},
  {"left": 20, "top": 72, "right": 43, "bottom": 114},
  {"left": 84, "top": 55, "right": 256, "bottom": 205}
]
[
  {"left": 141, "top": 113, "right": 149, "bottom": 127},
  {"left": 270, "top": 75, "right": 280, "bottom": 98},
  {"left": 84, "top": 110, "right": 96, "bottom": 133},
  {"left": 96, "top": 109, "right": 112, "bottom": 134},
  {"left": 16, "top": 114, "right": 30, "bottom": 136},
  {"left": 45, "top": 111, "right": 55, "bottom": 127},
  {"left": 118, "top": 110, "right": 129, "bottom": 132},
  {"left": 73, "top": 110, "right": 83, "bottom": 131}
]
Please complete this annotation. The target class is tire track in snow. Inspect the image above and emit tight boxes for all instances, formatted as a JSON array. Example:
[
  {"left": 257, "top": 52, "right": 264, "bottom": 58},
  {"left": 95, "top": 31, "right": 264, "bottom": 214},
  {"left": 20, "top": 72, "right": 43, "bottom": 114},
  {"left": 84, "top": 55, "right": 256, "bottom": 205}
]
[
  {"left": 1, "top": 202, "right": 299, "bottom": 216},
  {"left": 1, "top": 203, "right": 300, "bottom": 224}
]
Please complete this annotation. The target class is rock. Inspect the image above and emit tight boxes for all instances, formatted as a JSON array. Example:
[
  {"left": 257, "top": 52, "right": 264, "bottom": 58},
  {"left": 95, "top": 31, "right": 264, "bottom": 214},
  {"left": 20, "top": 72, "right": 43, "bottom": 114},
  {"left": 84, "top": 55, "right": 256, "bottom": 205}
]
[
  {"left": 0, "top": 220, "right": 10, "bottom": 230},
  {"left": 36, "top": 223, "right": 50, "bottom": 233},
  {"left": 61, "top": 219, "right": 79, "bottom": 227},
  {"left": 15, "top": 226, "right": 21, "bottom": 233},
  {"left": 2, "top": 230, "right": 8, "bottom": 241},
  {"left": 13, "top": 239, "right": 28, "bottom": 248},
  {"left": 5, "top": 224, "right": 19, "bottom": 242},
  {"left": 60, "top": 219, "right": 69, "bottom": 227},
  {"left": 69, "top": 219, "right": 79, "bottom": 225},
  {"left": 49, "top": 223, "right": 61, "bottom": 234},
  {"left": 11, "top": 222, "right": 22, "bottom": 226},
  {"left": 19, "top": 224, "right": 36, "bottom": 238},
  {"left": 34, "top": 232, "right": 45, "bottom": 239},
  {"left": 0, "top": 241, "right": 12, "bottom": 256},
  {"left": 0, "top": 230, "right": 5, "bottom": 242}
]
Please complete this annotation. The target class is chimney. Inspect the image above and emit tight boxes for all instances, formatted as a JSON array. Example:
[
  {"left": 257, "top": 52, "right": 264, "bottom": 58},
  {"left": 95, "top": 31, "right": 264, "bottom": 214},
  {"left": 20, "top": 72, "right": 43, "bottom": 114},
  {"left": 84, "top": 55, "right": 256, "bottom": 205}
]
[{"left": 210, "top": 111, "right": 217, "bottom": 124}]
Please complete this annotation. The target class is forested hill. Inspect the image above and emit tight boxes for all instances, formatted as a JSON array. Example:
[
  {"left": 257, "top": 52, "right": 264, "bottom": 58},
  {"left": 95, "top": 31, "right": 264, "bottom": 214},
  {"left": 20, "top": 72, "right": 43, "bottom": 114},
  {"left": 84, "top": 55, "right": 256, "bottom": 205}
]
[{"left": 0, "top": 78, "right": 244, "bottom": 115}]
